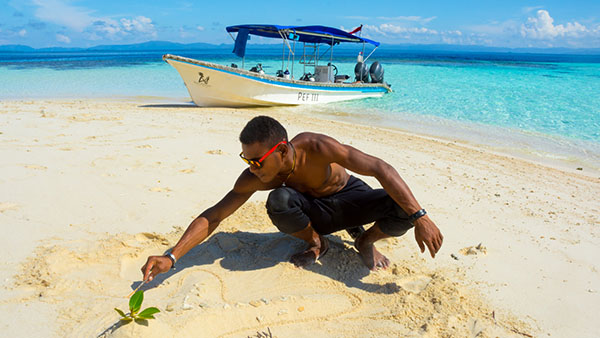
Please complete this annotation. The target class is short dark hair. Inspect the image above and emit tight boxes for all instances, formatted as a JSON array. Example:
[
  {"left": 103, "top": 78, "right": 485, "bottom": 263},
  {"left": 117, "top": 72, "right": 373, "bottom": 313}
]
[{"left": 239, "top": 116, "right": 288, "bottom": 146}]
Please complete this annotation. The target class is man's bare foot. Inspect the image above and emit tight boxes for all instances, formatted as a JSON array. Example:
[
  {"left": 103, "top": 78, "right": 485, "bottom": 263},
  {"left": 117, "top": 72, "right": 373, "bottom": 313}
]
[
  {"left": 290, "top": 236, "right": 329, "bottom": 268},
  {"left": 355, "top": 233, "right": 390, "bottom": 271}
]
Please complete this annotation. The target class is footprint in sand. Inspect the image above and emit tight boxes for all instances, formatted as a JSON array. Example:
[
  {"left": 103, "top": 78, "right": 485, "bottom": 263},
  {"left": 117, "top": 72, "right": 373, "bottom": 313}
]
[
  {"left": 397, "top": 275, "right": 432, "bottom": 294},
  {"left": 180, "top": 168, "right": 194, "bottom": 174},
  {"left": 206, "top": 149, "right": 224, "bottom": 155},
  {"left": 0, "top": 202, "right": 19, "bottom": 213}
]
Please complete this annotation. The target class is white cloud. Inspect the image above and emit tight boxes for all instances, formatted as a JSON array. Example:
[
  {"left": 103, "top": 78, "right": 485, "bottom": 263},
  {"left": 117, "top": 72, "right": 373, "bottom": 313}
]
[
  {"left": 86, "top": 16, "right": 156, "bottom": 40},
  {"left": 369, "top": 23, "right": 438, "bottom": 36},
  {"left": 18, "top": 29, "right": 27, "bottom": 37},
  {"left": 31, "top": 0, "right": 157, "bottom": 41},
  {"left": 197, "top": 26, "right": 204, "bottom": 31},
  {"left": 91, "top": 16, "right": 157, "bottom": 41},
  {"left": 520, "top": 10, "right": 587, "bottom": 39},
  {"left": 468, "top": 20, "right": 519, "bottom": 36},
  {"left": 121, "top": 16, "right": 155, "bottom": 34},
  {"left": 377, "top": 16, "right": 437, "bottom": 24},
  {"left": 91, "top": 18, "right": 121, "bottom": 37},
  {"left": 33, "top": 0, "right": 94, "bottom": 31},
  {"left": 56, "top": 33, "right": 71, "bottom": 43}
]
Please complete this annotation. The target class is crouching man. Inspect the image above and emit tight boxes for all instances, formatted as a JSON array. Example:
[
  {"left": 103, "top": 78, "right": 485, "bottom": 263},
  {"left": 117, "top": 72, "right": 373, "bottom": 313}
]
[{"left": 142, "top": 116, "right": 443, "bottom": 281}]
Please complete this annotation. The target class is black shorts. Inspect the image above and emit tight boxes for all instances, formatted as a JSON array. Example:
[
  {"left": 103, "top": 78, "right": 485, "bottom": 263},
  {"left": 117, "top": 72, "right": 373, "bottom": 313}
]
[{"left": 265, "top": 176, "right": 413, "bottom": 236}]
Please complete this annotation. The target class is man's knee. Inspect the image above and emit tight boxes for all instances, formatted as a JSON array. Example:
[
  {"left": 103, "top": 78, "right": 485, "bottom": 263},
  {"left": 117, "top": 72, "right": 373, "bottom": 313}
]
[
  {"left": 266, "top": 187, "right": 309, "bottom": 234},
  {"left": 266, "top": 187, "right": 294, "bottom": 213},
  {"left": 378, "top": 222, "right": 411, "bottom": 237},
  {"left": 378, "top": 202, "right": 413, "bottom": 237}
]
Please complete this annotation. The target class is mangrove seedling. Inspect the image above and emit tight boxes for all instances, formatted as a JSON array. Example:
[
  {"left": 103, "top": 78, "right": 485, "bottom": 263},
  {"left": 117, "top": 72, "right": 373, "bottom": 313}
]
[{"left": 115, "top": 290, "right": 160, "bottom": 323}]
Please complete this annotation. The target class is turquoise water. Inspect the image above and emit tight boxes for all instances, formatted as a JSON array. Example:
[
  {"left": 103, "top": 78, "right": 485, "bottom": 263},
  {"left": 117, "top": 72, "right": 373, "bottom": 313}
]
[{"left": 1, "top": 49, "right": 599, "bottom": 168}]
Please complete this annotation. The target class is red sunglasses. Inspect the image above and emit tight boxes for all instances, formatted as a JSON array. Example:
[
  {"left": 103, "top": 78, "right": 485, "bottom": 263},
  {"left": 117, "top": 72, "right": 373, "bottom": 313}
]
[{"left": 239, "top": 140, "right": 287, "bottom": 168}]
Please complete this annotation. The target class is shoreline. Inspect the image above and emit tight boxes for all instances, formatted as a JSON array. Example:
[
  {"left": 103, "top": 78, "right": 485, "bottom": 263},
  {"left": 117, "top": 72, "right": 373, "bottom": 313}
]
[
  {"left": 8, "top": 94, "right": 598, "bottom": 179},
  {"left": 1, "top": 98, "right": 599, "bottom": 337},
  {"left": 11, "top": 94, "right": 597, "bottom": 178},
  {"left": 297, "top": 103, "right": 600, "bottom": 179}
]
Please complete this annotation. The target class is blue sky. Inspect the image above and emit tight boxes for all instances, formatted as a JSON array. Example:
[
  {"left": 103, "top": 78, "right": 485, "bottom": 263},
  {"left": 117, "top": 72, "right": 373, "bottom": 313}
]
[{"left": 1, "top": 0, "right": 599, "bottom": 48}]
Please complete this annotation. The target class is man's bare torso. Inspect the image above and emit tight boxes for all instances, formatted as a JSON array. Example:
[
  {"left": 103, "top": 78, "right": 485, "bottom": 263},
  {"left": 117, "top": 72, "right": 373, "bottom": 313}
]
[{"left": 242, "top": 132, "right": 350, "bottom": 197}]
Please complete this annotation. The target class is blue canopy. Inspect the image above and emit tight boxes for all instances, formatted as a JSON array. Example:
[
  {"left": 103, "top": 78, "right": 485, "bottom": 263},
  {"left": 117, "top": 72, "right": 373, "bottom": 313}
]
[{"left": 226, "top": 24, "right": 380, "bottom": 47}]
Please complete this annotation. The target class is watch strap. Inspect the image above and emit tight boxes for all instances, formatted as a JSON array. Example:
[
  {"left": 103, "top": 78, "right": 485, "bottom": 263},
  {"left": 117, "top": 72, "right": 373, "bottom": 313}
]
[
  {"left": 164, "top": 252, "right": 177, "bottom": 269},
  {"left": 408, "top": 209, "right": 427, "bottom": 223}
]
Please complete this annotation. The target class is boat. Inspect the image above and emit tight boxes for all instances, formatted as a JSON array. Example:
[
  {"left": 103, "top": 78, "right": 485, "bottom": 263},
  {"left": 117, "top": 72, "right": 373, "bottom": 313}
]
[{"left": 164, "top": 24, "right": 392, "bottom": 107}]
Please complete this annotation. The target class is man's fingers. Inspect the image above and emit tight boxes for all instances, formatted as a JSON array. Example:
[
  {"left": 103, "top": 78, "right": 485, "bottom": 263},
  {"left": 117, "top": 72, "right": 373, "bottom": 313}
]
[
  {"left": 432, "top": 237, "right": 441, "bottom": 253},
  {"left": 143, "top": 260, "right": 155, "bottom": 281},
  {"left": 426, "top": 240, "right": 436, "bottom": 258},
  {"left": 417, "top": 240, "right": 425, "bottom": 253}
]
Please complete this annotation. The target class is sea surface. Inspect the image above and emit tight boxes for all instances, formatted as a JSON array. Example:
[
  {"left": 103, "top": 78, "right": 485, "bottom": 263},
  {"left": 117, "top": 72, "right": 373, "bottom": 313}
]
[{"left": 1, "top": 47, "right": 599, "bottom": 171}]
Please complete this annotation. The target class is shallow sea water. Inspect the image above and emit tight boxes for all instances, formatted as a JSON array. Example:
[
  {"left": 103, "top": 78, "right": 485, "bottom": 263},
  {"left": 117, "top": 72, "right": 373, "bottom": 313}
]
[{"left": 1, "top": 48, "right": 599, "bottom": 172}]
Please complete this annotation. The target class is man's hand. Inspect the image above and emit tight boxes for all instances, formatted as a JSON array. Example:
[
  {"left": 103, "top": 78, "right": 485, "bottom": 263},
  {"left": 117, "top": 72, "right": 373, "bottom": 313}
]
[
  {"left": 413, "top": 216, "right": 443, "bottom": 258},
  {"left": 141, "top": 255, "right": 173, "bottom": 281}
]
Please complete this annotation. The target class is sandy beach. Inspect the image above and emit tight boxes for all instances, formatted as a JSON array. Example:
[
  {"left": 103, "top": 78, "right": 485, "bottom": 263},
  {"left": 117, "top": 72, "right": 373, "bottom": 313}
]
[{"left": 0, "top": 99, "right": 598, "bottom": 337}]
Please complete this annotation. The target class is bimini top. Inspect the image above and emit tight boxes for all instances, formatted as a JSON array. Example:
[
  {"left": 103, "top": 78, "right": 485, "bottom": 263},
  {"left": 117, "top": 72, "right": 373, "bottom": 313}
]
[{"left": 226, "top": 24, "right": 380, "bottom": 47}]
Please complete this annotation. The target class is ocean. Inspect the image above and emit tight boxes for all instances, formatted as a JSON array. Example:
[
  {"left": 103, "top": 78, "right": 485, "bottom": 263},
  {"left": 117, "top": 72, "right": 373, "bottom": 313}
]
[{"left": 1, "top": 48, "right": 599, "bottom": 171}]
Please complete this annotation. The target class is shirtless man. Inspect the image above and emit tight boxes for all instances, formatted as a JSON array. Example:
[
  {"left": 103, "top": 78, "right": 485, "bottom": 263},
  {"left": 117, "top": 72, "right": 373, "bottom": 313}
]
[{"left": 142, "top": 116, "right": 443, "bottom": 281}]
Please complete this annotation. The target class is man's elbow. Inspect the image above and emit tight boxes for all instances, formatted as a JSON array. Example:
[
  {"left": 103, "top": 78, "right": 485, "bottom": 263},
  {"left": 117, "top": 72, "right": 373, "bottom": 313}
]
[{"left": 374, "top": 159, "right": 395, "bottom": 179}]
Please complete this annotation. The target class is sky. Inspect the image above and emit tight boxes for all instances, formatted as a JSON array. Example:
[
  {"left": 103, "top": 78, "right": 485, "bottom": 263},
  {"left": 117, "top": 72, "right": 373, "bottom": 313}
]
[{"left": 1, "top": 0, "right": 599, "bottom": 49}]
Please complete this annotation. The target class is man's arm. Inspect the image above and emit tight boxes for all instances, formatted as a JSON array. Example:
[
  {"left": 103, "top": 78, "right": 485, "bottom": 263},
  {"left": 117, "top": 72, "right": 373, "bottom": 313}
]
[
  {"left": 141, "top": 170, "right": 259, "bottom": 281},
  {"left": 316, "top": 134, "right": 444, "bottom": 257}
]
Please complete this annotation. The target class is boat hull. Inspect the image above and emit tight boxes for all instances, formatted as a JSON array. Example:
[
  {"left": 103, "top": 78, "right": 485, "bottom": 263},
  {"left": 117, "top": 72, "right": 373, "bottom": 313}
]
[{"left": 164, "top": 54, "right": 391, "bottom": 107}]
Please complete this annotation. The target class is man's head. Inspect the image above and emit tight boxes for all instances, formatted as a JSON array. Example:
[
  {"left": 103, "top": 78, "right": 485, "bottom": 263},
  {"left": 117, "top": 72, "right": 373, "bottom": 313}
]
[
  {"left": 239, "top": 115, "right": 288, "bottom": 145},
  {"left": 239, "top": 116, "right": 291, "bottom": 182}
]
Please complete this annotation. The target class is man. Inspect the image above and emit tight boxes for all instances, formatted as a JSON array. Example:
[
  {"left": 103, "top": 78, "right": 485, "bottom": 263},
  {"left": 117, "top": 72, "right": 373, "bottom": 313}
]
[{"left": 142, "top": 116, "right": 443, "bottom": 281}]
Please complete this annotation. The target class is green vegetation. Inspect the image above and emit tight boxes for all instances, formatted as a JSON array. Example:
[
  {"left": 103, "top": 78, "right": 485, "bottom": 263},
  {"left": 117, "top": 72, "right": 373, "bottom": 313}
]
[{"left": 115, "top": 290, "right": 160, "bottom": 323}]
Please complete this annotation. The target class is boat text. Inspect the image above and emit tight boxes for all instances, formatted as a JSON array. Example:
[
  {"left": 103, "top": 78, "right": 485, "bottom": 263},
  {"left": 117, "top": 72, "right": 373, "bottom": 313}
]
[{"left": 298, "top": 92, "right": 318, "bottom": 102}]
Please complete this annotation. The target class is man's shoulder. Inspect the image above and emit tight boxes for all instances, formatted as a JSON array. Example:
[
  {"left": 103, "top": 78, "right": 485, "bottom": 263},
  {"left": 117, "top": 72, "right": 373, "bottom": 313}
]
[
  {"left": 292, "top": 132, "right": 338, "bottom": 147},
  {"left": 292, "top": 132, "right": 346, "bottom": 162},
  {"left": 233, "top": 169, "right": 262, "bottom": 192},
  {"left": 234, "top": 169, "right": 281, "bottom": 193}
]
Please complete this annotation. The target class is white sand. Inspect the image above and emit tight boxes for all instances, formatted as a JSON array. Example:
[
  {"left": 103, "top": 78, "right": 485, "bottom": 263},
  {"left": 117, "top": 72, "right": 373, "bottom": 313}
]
[{"left": 0, "top": 99, "right": 598, "bottom": 337}]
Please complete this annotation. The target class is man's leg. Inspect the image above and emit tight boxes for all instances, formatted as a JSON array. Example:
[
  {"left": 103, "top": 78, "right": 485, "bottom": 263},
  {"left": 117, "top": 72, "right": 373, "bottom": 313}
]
[
  {"left": 266, "top": 187, "right": 330, "bottom": 268},
  {"left": 289, "top": 222, "right": 329, "bottom": 268},
  {"left": 319, "top": 176, "right": 413, "bottom": 270},
  {"left": 354, "top": 222, "right": 391, "bottom": 270},
  {"left": 346, "top": 225, "right": 366, "bottom": 240}
]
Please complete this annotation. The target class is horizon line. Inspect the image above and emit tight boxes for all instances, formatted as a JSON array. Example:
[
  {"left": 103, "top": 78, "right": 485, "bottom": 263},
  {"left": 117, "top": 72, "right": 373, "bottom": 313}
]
[{"left": 1, "top": 40, "right": 600, "bottom": 54}]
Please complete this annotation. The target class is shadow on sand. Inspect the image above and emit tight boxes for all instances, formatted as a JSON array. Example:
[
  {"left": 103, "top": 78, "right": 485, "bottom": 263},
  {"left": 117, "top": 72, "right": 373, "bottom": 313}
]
[{"left": 131, "top": 231, "right": 400, "bottom": 296}]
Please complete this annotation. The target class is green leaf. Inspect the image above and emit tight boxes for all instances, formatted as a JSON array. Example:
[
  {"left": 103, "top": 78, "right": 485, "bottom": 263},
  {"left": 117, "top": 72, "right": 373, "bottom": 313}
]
[
  {"left": 114, "top": 308, "right": 127, "bottom": 318},
  {"left": 119, "top": 317, "right": 133, "bottom": 323},
  {"left": 129, "top": 290, "right": 144, "bottom": 314},
  {"left": 137, "top": 307, "right": 160, "bottom": 319}
]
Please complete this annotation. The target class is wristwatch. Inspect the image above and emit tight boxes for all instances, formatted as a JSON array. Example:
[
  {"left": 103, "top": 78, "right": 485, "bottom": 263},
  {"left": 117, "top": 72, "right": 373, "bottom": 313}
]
[
  {"left": 164, "top": 252, "right": 177, "bottom": 269},
  {"left": 408, "top": 209, "right": 427, "bottom": 223}
]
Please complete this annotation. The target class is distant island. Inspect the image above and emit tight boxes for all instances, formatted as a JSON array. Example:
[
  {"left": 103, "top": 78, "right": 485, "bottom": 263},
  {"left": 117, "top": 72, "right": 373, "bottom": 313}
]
[{"left": 1, "top": 40, "right": 599, "bottom": 55}]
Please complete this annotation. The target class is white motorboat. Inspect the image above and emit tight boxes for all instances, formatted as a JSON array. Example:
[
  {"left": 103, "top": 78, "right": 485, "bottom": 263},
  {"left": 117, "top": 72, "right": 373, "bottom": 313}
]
[{"left": 164, "top": 24, "right": 391, "bottom": 107}]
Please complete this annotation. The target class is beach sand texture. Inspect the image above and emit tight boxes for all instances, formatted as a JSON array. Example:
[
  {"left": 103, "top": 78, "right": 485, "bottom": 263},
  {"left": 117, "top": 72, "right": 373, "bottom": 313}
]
[{"left": 0, "top": 100, "right": 598, "bottom": 337}]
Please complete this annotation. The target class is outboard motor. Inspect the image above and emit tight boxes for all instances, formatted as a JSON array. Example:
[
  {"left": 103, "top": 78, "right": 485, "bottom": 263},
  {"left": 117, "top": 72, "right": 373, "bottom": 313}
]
[
  {"left": 354, "top": 62, "right": 369, "bottom": 82},
  {"left": 369, "top": 61, "right": 384, "bottom": 83},
  {"left": 250, "top": 63, "right": 264, "bottom": 74}
]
